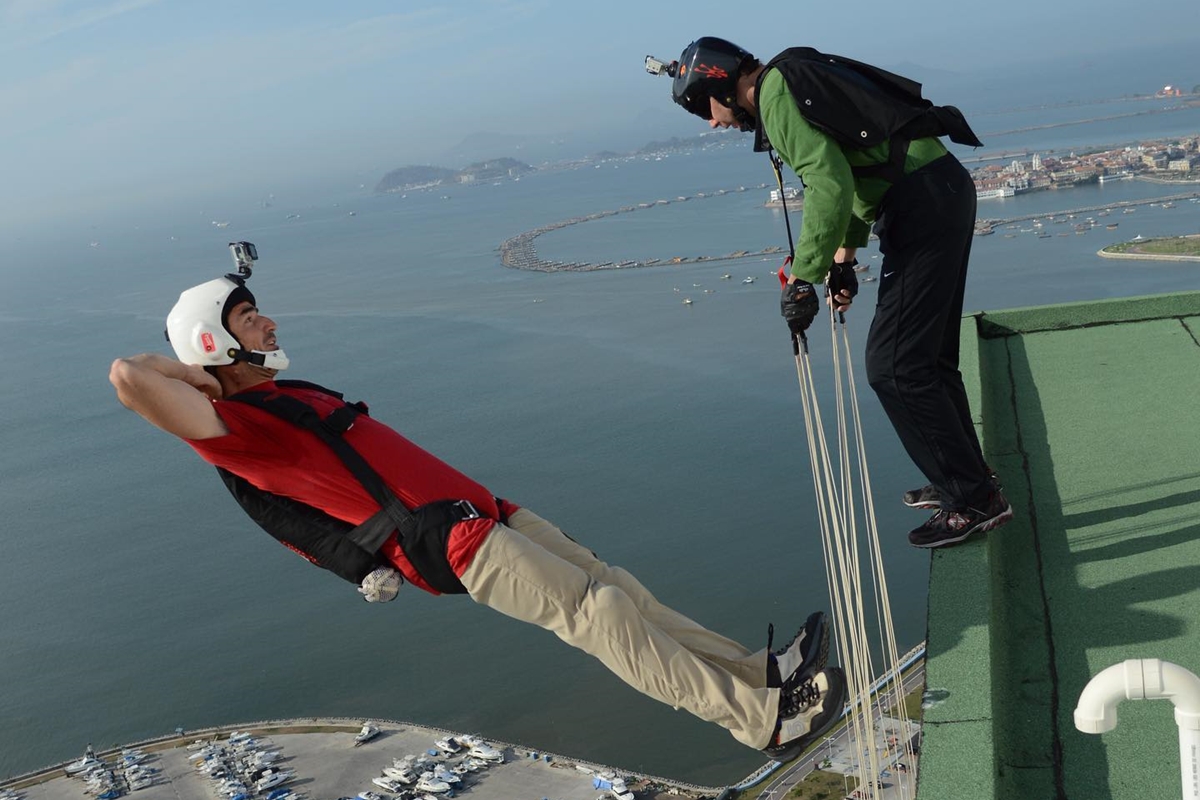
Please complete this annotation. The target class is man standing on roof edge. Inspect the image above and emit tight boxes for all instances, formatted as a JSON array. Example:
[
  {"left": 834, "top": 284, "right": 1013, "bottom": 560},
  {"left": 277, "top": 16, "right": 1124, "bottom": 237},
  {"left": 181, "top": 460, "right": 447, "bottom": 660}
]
[
  {"left": 109, "top": 264, "right": 847, "bottom": 762},
  {"left": 656, "top": 37, "right": 1013, "bottom": 548}
]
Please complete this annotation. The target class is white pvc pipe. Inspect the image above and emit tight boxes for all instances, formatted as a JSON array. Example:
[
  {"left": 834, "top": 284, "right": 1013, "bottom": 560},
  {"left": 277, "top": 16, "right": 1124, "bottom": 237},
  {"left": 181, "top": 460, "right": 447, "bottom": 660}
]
[{"left": 1074, "top": 659, "right": 1200, "bottom": 800}]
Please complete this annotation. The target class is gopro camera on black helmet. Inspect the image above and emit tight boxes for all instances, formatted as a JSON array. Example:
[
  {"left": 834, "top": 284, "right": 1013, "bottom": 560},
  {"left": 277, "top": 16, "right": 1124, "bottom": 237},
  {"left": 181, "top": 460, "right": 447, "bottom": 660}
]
[
  {"left": 228, "top": 241, "right": 258, "bottom": 280},
  {"left": 644, "top": 55, "right": 678, "bottom": 78}
]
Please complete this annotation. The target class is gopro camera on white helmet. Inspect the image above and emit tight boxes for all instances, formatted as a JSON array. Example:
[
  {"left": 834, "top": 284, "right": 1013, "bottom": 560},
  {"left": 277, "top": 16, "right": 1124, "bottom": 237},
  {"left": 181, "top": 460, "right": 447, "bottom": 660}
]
[
  {"left": 164, "top": 241, "right": 289, "bottom": 371},
  {"left": 229, "top": 241, "right": 258, "bottom": 278}
]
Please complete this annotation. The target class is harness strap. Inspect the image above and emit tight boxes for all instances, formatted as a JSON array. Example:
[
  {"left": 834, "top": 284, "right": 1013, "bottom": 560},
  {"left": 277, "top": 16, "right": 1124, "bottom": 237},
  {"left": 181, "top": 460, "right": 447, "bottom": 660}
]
[{"left": 226, "top": 383, "right": 474, "bottom": 594}]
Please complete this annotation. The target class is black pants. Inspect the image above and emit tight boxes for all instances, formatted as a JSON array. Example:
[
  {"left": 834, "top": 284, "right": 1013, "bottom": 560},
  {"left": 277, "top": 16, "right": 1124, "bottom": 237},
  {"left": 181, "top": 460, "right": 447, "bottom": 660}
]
[{"left": 866, "top": 154, "right": 989, "bottom": 511}]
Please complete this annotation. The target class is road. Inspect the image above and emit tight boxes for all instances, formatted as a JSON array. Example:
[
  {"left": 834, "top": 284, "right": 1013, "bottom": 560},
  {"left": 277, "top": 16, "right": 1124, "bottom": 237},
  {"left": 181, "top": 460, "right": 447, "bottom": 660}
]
[{"left": 757, "top": 659, "right": 926, "bottom": 800}]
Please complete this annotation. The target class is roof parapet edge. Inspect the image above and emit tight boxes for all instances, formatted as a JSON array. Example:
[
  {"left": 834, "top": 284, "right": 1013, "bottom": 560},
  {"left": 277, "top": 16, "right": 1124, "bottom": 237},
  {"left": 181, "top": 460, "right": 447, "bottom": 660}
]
[{"left": 972, "top": 290, "right": 1200, "bottom": 339}]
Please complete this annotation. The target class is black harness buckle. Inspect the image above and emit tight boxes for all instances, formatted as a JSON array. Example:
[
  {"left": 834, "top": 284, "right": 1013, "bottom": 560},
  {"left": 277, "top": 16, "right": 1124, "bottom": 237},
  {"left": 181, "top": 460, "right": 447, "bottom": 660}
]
[{"left": 452, "top": 499, "right": 481, "bottom": 520}]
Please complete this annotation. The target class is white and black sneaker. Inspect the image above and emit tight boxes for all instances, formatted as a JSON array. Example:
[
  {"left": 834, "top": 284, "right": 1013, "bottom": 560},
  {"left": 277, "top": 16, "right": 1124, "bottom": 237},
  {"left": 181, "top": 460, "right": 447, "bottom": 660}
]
[
  {"left": 761, "top": 667, "right": 847, "bottom": 763},
  {"left": 766, "top": 611, "right": 829, "bottom": 689}
]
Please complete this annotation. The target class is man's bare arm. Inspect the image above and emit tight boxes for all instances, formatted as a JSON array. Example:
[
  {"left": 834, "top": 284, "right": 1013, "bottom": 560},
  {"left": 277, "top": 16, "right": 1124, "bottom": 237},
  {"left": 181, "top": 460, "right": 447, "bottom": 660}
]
[{"left": 109, "top": 353, "right": 229, "bottom": 440}]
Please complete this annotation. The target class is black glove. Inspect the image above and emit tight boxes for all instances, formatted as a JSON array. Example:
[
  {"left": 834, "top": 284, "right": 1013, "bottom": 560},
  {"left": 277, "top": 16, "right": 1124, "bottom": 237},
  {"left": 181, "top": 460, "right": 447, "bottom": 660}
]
[
  {"left": 826, "top": 259, "right": 859, "bottom": 306},
  {"left": 781, "top": 279, "right": 819, "bottom": 335}
]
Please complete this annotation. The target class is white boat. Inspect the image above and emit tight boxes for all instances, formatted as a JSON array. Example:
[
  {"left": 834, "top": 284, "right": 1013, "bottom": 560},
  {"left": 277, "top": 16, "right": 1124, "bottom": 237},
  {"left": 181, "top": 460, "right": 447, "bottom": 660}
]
[
  {"left": 432, "top": 765, "right": 461, "bottom": 784},
  {"left": 354, "top": 723, "right": 380, "bottom": 746},
  {"left": 382, "top": 766, "right": 416, "bottom": 784},
  {"left": 467, "top": 743, "right": 504, "bottom": 763},
  {"left": 255, "top": 772, "right": 292, "bottom": 792},
  {"left": 766, "top": 186, "right": 802, "bottom": 206},
  {"left": 682, "top": 298, "right": 693, "bottom": 305},
  {"left": 66, "top": 752, "right": 103, "bottom": 775},
  {"left": 742, "top": 276, "right": 755, "bottom": 284},
  {"left": 415, "top": 774, "right": 452, "bottom": 794},
  {"left": 357, "top": 792, "right": 383, "bottom": 800},
  {"left": 189, "top": 745, "right": 223, "bottom": 760},
  {"left": 373, "top": 776, "right": 406, "bottom": 793},
  {"left": 433, "top": 736, "right": 460, "bottom": 755},
  {"left": 354, "top": 723, "right": 380, "bottom": 745}
]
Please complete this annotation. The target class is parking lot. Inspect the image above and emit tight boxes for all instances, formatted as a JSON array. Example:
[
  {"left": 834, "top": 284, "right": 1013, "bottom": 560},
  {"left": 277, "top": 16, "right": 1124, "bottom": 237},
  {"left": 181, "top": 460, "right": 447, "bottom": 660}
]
[{"left": 15, "top": 725, "right": 646, "bottom": 800}]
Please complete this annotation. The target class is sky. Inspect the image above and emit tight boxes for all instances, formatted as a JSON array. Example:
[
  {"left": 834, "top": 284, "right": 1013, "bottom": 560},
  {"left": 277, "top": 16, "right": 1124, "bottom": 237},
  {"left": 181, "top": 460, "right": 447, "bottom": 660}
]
[{"left": 1, "top": 0, "right": 1198, "bottom": 232}]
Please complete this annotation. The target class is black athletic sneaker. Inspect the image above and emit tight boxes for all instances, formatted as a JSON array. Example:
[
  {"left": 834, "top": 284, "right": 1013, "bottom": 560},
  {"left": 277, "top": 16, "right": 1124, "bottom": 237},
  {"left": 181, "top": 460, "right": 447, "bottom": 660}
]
[
  {"left": 766, "top": 611, "right": 830, "bottom": 688},
  {"left": 903, "top": 468, "right": 1004, "bottom": 510},
  {"left": 907, "top": 490, "right": 1013, "bottom": 548},
  {"left": 761, "top": 667, "right": 847, "bottom": 763}
]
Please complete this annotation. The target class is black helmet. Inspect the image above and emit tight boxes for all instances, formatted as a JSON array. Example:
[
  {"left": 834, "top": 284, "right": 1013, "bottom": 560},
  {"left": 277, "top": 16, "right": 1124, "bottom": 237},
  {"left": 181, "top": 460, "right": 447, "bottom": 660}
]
[{"left": 672, "top": 37, "right": 756, "bottom": 125}]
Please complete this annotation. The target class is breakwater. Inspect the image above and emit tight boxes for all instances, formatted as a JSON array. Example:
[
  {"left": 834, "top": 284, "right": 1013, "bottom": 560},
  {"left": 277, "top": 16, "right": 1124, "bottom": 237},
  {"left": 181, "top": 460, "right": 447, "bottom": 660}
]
[
  {"left": 978, "top": 191, "right": 1200, "bottom": 228},
  {"left": 499, "top": 184, "right": 788, "bottom": 272}
]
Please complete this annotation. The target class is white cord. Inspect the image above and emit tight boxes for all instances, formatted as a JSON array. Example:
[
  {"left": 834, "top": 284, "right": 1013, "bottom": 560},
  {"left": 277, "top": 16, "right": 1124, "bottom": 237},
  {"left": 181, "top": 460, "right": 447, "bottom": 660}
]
[{"left": 792, "top": 307, "right": 918, "bottom": 800}]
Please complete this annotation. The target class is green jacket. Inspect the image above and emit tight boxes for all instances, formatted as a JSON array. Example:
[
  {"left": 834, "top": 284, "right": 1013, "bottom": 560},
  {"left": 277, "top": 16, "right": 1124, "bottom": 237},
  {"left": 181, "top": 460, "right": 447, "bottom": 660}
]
[{"left": 757, "top": 68, "right": 948, "bottom": 284}]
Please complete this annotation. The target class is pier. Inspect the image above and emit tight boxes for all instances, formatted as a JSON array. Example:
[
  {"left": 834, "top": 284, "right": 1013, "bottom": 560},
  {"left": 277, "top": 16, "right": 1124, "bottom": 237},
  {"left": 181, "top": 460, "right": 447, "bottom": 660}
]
[{"left": 978, "top": 191, "right": 1200, "bottom": 228}]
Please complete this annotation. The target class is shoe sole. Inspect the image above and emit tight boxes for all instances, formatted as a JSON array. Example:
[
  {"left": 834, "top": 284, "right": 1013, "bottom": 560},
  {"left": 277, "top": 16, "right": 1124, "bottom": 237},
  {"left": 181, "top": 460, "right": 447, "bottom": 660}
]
[
  {"left": 903, "top": 498, "right": 943, "bottom": 510},
  {"left": 762, "top": 668, "right": 848, "bottom": 763},
  {"left": 910, "top": 503, "right": 1014, "bottom": 549}
]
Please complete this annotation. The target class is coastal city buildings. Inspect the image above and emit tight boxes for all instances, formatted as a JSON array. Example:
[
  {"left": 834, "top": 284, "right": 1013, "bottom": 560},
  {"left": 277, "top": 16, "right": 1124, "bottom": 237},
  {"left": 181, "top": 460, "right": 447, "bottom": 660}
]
[{"left": 972, "top": 134, "right": 1200, "bottom": 198}]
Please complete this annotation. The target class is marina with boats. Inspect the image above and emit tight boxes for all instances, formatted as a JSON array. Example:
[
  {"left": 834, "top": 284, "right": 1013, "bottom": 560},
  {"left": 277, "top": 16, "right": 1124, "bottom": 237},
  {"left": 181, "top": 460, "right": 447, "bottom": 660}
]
[{"left": 2, "top": 722, "right": 728, "bottom": 800}]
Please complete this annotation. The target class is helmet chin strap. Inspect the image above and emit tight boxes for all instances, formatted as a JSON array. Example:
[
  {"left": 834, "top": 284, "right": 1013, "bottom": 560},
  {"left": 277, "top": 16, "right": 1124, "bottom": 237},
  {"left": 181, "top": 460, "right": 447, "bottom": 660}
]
[
  {"left": 731, "top": 103, "right": 756, "bottom": 131},
  {"left": 717, "top": 95, "right": 756, "bottom": 131},
  {"left": 228, "top": 348, "right": 290, "bottom": 371}
]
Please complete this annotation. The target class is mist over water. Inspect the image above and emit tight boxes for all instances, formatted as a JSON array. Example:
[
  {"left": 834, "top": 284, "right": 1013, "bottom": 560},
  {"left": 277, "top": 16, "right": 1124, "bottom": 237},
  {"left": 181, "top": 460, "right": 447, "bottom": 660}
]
[{"left": 1, "top": 88, "right": 1198, "bottom": 785}]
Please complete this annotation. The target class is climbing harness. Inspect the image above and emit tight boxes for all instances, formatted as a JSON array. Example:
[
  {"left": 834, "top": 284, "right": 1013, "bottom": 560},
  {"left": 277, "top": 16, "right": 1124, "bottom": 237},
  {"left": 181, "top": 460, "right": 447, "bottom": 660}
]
[{"left": 223, "top": 380, "right": 490, "bottom": 594}]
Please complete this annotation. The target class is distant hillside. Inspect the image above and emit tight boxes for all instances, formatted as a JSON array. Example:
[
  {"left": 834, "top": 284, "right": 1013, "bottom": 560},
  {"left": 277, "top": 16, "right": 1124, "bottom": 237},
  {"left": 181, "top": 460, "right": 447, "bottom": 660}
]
[
  {"left": 375, "top": 158, "right": 535, "bottom": 193},
  {"left": 636, "top": 134, "right": 714, "bottom": 154},
  {"left": 459, "top": 157, "right": 535, "bottom": 183},
  {"left": 375, "top": 165, "right": 457, "bottom": 193}
]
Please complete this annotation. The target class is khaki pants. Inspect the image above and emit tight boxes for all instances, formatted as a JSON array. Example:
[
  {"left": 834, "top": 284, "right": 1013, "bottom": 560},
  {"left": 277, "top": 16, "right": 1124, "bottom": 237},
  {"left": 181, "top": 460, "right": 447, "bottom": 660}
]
[{"left": 459, "top": 508, "right": 780, "bottom": 749}]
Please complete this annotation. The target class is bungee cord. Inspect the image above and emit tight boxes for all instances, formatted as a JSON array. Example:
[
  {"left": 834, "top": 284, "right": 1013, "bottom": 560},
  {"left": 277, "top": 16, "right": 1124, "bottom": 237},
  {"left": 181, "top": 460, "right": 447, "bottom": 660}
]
[
  {"left": 768, "top": 147, "right": 917, "bottom": 798},
  {"left": 790, "top": 311, "right": 918, "bottom": 800}
]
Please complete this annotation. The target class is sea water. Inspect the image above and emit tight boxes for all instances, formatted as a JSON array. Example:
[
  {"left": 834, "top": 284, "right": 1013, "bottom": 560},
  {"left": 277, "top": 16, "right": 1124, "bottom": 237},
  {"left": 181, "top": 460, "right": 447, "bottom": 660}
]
[{"left": 0, "top": 101, "right": 1197, "bottom": 786}]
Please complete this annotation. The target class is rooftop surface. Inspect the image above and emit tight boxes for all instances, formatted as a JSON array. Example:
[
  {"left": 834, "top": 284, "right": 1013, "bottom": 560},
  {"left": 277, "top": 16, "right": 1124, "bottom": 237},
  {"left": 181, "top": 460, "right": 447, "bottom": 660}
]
[{"left": 918, "top": 290, "right": 1200, "bottom": 800}]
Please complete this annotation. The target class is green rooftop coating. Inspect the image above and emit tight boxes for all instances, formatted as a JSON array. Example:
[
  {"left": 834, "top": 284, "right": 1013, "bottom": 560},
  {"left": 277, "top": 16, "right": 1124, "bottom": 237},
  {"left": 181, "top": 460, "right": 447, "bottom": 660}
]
[{"left": 919, "top": 291, "right": 1200, "bottom": 800}]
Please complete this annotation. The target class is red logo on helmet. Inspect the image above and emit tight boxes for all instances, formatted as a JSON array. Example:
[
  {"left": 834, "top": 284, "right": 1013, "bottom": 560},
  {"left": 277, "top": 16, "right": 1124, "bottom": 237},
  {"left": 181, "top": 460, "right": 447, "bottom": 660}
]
[
  {"left": 201, "top": 332, "right": 216, "bottom": 352},
  {"left": 693, "top": 63, "right": 729, "bottom": 80}
]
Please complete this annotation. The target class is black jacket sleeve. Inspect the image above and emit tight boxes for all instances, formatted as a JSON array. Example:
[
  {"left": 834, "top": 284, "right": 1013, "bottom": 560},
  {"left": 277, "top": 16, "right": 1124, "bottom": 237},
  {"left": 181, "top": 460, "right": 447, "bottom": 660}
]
[{"left": 216, "top": 468, "right": 384, "bottom": 585}]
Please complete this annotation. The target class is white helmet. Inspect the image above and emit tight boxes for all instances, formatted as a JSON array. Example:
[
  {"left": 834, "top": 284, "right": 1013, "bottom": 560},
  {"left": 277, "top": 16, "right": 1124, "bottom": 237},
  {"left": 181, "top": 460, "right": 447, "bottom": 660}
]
[{"left": 165, "top": 276, "right": 289, "bottom": 370}]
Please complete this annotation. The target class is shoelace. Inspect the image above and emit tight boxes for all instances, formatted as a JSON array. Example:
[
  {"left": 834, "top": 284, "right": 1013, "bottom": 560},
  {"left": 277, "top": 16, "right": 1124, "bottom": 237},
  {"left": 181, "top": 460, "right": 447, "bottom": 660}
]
[{"left": 780, "top": 675, "right": 822, "bottom": 716}]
